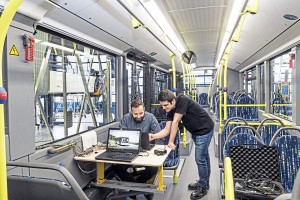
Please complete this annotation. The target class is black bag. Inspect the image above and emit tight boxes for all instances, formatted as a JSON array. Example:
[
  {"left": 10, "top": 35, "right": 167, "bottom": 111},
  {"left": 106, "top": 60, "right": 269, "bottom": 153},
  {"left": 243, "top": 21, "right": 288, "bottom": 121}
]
[{"left": 235, "top": 170, "right": 285, "bottom": 200}]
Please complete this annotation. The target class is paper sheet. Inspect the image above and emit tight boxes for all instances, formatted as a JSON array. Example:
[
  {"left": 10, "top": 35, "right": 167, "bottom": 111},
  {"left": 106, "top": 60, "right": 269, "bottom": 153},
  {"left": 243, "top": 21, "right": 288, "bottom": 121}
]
[{"left": 80, "top": 130, "right": 97, "bottom": 151}]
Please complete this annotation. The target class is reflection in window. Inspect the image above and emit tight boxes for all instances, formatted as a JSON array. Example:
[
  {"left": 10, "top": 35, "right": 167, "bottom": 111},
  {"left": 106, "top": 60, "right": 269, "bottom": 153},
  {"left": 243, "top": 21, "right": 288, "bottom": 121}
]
[
  {"left": 34, "top": 32, "right": 116, "bottom": 146},
  {"left": 270, "top": 53, "right": 292, "bottom": 120},
  {"left": 245, "top": 68, "right": 256, "bottom": 102},
  {"left": 260, "top": 63, "right": 265, "bottom": 110},
  {"left": 127, "top": 62, "right": 144, "bottom": 108}
]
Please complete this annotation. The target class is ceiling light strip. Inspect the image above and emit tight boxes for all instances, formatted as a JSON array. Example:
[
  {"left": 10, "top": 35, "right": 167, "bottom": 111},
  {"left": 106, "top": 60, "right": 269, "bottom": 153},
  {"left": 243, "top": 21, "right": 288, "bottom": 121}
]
[{"left": 117, "top": 0, "right": 176, "bottom": 56}]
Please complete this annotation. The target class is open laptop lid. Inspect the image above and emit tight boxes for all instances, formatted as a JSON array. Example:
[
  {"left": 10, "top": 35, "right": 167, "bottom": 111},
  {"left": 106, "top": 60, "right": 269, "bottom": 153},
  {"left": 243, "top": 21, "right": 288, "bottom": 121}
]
[{"left": 106, "top": 128, "right": 141, "bottom": 153}]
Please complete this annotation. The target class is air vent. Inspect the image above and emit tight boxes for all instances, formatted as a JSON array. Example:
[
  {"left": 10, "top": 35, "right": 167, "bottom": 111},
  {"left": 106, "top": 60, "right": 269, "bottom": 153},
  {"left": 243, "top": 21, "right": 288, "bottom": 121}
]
[
  {"left": 149, "top": 52, "right": 157, "bottom": 56},
  {"left": 283, "top": 14, "right": 298, "bottom": 20}
]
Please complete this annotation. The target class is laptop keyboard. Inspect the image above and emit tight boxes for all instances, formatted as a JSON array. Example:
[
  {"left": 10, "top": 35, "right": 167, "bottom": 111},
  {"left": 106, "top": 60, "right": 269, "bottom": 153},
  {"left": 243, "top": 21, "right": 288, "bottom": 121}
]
[
  {"left": 106, "top": 152, "right": 134, "bottom": 159},
  {"left": 95, "top": 151, "right": 136, "bottom": 162}
]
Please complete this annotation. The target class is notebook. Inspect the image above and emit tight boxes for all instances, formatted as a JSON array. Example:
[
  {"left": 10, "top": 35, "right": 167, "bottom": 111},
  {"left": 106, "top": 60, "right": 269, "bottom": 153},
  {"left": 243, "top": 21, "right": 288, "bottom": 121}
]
[
  {"left": 140, "top": 132, "right": 155, "bottom": 151},
  {"left": 95, "top": 128, "right": 141, "bottom": 162}
]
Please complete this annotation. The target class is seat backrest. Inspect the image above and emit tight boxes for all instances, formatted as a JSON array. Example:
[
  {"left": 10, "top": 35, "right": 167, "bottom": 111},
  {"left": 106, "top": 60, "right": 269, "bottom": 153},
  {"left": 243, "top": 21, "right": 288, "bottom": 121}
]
[
  {"left": 229, "top": 145, "right": 280, "bottom": 181},
  {"left": 159, "top": 121, "right": 180, "bottom": 167},
  {"left": 256, "top": 118, "right": 285, "bottom": 145},
  {"left": 220, "top": 118, "right": 249, "bottom": 163},
  {"left": 271, "top": 135, "right": 300, "bottom": 192},
  {"left": 7, "top": 161, "right": 89, "bottom": 200}
]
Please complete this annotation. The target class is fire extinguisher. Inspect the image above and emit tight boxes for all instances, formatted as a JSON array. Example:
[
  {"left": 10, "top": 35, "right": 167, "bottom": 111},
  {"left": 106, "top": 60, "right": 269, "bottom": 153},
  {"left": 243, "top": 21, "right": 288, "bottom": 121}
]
[{"left": 23, "top": 34, "right": 35, "bottom": 62}]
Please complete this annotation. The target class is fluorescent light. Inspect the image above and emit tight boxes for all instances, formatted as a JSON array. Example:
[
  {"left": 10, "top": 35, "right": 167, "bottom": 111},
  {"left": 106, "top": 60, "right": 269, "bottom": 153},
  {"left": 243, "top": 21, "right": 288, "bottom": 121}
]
[
  {"left": 215, "top": 0, "right": 245, "bottom": 67},
  {"left": 40, "top": 42, "right": 93, "bottom": 58},
  {"left": 141, "top": 1, "right": 186, "bottom": 54}
]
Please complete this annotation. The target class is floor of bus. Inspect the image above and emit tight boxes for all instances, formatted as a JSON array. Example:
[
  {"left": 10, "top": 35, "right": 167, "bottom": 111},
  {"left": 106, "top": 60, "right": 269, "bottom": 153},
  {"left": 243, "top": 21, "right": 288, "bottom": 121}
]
[{"left": 135, "top": 135, "right": 220, "bottom": 200}]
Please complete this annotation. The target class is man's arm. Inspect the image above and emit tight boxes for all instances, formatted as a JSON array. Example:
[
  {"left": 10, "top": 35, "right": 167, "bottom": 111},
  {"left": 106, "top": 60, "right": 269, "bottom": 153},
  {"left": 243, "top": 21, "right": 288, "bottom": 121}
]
[
  {"left": 149, "top": 121, "right": 171, "bottom": 140},
  {"left": 168, "top": 113, "right": 183, "bottom": 150}
]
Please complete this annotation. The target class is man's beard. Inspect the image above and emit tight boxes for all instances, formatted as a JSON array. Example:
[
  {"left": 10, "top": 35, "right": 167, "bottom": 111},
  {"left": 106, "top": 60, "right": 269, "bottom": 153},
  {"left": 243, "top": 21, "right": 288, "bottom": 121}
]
[{"left": 134, "top": 116, "right": 144, "bottom": 123}]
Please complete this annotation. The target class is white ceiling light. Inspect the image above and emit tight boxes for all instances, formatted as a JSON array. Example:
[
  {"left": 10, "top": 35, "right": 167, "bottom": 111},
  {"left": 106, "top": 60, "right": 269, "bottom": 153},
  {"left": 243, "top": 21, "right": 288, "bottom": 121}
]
[
  {"left": 215, "top": 0, "right": 245, "bottom": 68},
  {"left": 140, "top": 0, "right": 186, "bottom": 54}
]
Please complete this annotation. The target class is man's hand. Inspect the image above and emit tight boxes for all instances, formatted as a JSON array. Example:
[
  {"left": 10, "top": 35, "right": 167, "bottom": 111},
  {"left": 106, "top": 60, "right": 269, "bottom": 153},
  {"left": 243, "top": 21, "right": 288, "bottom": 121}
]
[
  {"left": 168, "top": 142, "right": 176, "bottom": 150},
  {"left": 149, "top": 134, "right": 156, "bottom": 141}
]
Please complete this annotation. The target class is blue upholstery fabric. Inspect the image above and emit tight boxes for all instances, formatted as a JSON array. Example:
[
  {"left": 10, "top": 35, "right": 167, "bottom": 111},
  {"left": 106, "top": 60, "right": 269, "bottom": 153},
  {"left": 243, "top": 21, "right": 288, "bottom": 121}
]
[
  {"left": 272, "top": 135, "right": 300, "bottom": 192},
  {"left": 159, "top": 122, "right": 180, "bottom": 167},
  {"left": 198, "top": 93, "right": 208, "bottom": 106},
  {"left": 257, "top": 125, "right": 288, "bottom": 145},
  {"left": 223, "top": 133, "right": 264, "bottom": 158},
  {"left": 221, "top": 125, "right": 249, "bottom": 161}
]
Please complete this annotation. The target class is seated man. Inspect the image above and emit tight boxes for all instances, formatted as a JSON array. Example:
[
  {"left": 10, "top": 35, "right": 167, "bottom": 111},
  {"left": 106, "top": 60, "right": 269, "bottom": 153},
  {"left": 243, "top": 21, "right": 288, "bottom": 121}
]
[{"left": 114, "top": 99, "right": 161, "bottom": 197}]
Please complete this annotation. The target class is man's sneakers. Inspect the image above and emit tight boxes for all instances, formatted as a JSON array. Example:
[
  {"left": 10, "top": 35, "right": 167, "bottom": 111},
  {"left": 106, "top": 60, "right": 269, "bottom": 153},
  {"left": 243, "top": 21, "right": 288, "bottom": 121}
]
[
  {"left": 190, "top": 188, "right": 208, "bottom": 200},
  {"left": 188, "top": 182, "right": 210, "bottom": 190}
]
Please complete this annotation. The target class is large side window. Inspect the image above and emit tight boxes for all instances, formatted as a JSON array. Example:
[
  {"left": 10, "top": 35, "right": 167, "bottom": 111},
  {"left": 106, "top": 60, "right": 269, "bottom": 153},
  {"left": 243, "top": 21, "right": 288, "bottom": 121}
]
[
  {"left": 260, "top": 63, "right": 265, "bottom": 110},
  {"left": 270, "top": 53, "right": 292, "bottom": 120},
  {"left": 34, "top": 32, "right": 116, "bottom": 146}
]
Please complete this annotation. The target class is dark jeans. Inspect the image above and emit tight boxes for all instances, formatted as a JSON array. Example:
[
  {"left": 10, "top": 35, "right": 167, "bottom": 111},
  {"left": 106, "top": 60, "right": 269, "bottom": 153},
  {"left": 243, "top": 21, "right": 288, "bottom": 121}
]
[
  {"left": 192, "top": 129, "right": 214, "bottom": 188},
  {"left": 115, "top": 164, "right": 158, "bottom": 183}
]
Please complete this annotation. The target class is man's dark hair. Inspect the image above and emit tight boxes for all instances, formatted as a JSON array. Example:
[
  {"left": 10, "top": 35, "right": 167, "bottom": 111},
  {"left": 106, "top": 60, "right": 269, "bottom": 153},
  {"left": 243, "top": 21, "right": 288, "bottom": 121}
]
[
  {"left": 131, "top": 99, "right": 144, "bottom": 109},
  {"left": 158, "top": 89, "right": 176, "bottom": 103}
]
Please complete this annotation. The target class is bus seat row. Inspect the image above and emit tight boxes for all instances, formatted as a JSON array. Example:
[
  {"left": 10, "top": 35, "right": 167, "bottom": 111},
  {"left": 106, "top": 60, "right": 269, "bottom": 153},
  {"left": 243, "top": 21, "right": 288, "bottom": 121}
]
[{"left": 221, "top": 124, "right": 300, "bottom": 194}]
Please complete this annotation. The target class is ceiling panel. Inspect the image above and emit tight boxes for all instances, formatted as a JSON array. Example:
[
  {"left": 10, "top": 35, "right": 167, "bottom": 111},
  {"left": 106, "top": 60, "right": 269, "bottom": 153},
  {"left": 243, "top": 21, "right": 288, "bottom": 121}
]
[
  {"left": 189, "top": 42, "right": 217, "bottom": 52},
  {"left": 163, "top": 0, "right": 227, "bottom": 11},
  {"left": 182, "top": 31, "right": 219, "bottom": 46},
  {"left": 52, "top": 0, "right": 98, "bottom": 13},
  {"left": 170, "top": 7, "right": 225, "bottom": 32}
]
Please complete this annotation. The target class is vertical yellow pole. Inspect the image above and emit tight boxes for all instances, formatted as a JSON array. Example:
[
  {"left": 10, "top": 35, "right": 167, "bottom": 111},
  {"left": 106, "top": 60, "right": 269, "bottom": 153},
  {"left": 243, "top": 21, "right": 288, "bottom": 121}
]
[
  {"left": 0, "top": 1, "right": 24, "bottom": 199},
  {"left": 218, "top": 63, "right": 224, "bottom": 133},
  {"left": 169, "top": 52, "right": 176, "bottom": 94},
  {"left": 180, "top": 60, "right": 187, "bottom": 148},
  {"left": 157, "top": 165, "right": 164, "bottom": 190},
  {"left": 96, "top": 162, "right": 105, "bottom": 184},
  {"left": 223, "top": 54, "right": 229, "bottom": 121},
  {"left": 180, "top": 60, "right": 186, "bottom": 95},
  {"left": 224, "top": 157, "right": 235, "bottom": 200}
]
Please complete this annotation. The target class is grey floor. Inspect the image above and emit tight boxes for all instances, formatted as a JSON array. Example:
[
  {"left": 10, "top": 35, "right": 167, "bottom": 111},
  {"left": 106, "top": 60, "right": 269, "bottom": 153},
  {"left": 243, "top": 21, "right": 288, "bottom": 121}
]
[
  {"left": 161, "top": 136, "right": 220, "bottom": 200},
  {"left": 132, "top": 135, "right": 221, "bottom": 200}
]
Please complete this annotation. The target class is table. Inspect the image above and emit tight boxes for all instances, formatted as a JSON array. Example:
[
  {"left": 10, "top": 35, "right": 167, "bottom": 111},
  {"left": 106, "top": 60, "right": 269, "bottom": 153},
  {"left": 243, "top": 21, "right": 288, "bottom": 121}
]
[{"left": 74, "top": 145, "right": 171, "bottom": 195}]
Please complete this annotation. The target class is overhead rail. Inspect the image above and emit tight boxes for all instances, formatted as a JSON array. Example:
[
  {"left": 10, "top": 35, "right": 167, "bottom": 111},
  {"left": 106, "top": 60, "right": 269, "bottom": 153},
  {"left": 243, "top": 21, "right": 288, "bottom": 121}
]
[
  {"left": 216, "top": 0, "right": 258, "bottom": 133},
  {"left": 0, "top": 1, "right": 24, "bottom": 199},
  {"left": 116, "top": 0, "right": 176, "bottom": 56}
]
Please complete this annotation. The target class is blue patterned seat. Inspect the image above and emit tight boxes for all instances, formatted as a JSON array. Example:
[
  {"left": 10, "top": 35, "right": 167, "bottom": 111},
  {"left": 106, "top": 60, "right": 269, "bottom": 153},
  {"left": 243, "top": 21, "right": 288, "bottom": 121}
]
[
  {"left": 223, "top": 126, "right": 264, "bottom": 158},
  {"left": 158, "top": 121, "right": 180, "bottom": 184},
  {"left": 269, "top": 127, "right": 300, "bottom": 192},
  {"left": 256, "top": 118, "right": 286, "bottom": 145}
]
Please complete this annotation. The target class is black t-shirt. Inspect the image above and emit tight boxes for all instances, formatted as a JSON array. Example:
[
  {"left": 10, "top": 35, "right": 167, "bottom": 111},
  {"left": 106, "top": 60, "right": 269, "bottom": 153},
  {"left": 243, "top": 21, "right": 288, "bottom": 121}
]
[{"left": 167, "top": 94, "right": 214, "bottom": 135}]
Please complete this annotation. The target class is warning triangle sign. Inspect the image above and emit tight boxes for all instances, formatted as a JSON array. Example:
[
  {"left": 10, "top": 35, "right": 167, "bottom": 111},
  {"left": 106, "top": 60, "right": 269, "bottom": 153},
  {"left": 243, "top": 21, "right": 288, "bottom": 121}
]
[{"left": 9, "top": 45, "right": 19, "bottom": 56}]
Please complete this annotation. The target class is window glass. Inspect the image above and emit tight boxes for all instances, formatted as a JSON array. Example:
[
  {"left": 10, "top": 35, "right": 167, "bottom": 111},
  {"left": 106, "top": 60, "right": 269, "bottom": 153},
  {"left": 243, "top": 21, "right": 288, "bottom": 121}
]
[
  {"left": 270, "top": 53, "right": 292, "bottom": 120},
  {"left": 260, "top": 63, "right": 265, "bottom": 110},
  {"left": 194, "top": 69, "right": 215, "bottom": 86},
  {"left": 246, "top": 68, "right": 256, "bottom": 100},
  {"left": 34, "top": 32, "right": 116, "bottom": 146}
]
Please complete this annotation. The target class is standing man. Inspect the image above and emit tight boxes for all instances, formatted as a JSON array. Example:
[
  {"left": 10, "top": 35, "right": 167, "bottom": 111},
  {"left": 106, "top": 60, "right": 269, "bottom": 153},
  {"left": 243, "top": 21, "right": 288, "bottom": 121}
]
[
  {"left": 115, "top": 99, "right": 161, "bottom": 183},
  {"left": 150, "top": 89, "right": 214, "bottom": 200}
]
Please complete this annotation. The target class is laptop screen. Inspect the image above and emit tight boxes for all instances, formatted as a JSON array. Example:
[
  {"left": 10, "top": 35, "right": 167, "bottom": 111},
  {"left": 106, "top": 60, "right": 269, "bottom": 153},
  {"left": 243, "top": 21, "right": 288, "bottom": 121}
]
[{"left": 107, "top": 128, "right": 141, "bottom": 151}]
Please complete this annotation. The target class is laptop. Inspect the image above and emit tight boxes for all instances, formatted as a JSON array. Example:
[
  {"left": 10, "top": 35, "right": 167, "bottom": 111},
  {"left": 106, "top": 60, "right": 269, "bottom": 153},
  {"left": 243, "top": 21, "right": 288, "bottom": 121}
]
[
  {"left": 95, "top": 128, "right": 141, "bottom": 162},
  {"left": 140, "top": 132, "right": 155, "bottom": 151}
]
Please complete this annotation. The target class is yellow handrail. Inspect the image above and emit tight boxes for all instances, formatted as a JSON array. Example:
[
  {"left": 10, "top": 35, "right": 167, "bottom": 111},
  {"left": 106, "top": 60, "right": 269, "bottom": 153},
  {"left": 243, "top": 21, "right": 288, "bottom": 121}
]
[
  {"left": 0, "top": 1, "right": 24, "bottom": 199},
  {"left": 223, "top": 104, "right": 266, "bottom": 107},
  {"left": 224, "top": 157, "right": 235, "bottom": 200}
]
